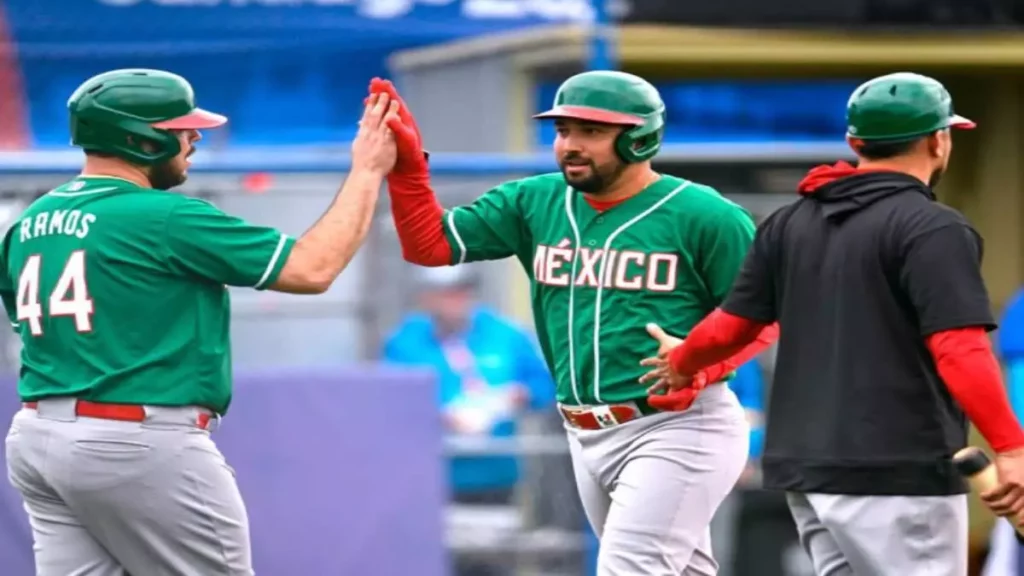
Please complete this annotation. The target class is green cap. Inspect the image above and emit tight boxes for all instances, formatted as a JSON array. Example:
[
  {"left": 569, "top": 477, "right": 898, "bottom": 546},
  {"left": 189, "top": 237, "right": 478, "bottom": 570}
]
[
  {"left": 534, "top": 70, "right": 666, "bottom": 163},
  {"left": 846, "top": 72, "right": 975, "bottom": 141},
  {"left": 68, "top": 68, "right": 227, "bottom": 165}
]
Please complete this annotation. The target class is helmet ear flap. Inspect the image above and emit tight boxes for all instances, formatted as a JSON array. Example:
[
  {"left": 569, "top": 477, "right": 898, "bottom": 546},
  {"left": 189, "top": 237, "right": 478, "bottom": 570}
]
[
  {"left": 72, "top": 114, "right": 181, "bottom": 165},
  {"left": 615, "top": 124, "right": 663, "bottom": 163},
  {"left": 120, "top": 130, "right": 182, "bottom": 165}
]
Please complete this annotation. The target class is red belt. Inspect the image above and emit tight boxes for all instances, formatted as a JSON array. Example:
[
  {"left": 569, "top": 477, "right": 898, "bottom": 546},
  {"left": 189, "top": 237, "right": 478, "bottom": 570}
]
[
  {"left": 23, "top": 399, "right": 214, "bottom": 430},
  {"left": 559, "top": 404, "right": 640, "bottom": 430}
]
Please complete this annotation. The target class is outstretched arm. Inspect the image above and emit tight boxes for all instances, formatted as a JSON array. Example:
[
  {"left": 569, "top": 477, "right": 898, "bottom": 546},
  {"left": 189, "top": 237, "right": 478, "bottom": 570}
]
[
  {"left": 698, "top": 321, "right": 779, "bottom": 383},
  {"left": 163, "top": 92, "right": 398, "bottom": 295},
  {"left": 271, "top": 93, "right": 398, "bottom": 292},
  {"left": 669, "top": 309, "right": 771, "bottom": 377},
  {"left": 371, "top": 78, "right": 527, "bottom": 267}
]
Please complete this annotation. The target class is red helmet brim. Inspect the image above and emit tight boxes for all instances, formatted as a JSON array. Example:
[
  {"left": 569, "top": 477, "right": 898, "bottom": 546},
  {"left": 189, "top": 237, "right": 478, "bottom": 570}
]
[
  {"left": 949, "top": 114, "right": 976, "bottom": 130},
  {"left": 151, "top": 107, "right": 228, "bottom": 130},
  {"left": 533, "top": 105, "right": 645, "bottom": 126}
]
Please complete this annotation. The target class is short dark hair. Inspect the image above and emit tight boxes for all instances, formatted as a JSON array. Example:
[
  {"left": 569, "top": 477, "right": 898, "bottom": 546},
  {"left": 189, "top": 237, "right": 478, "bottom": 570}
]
[{"left": 854, "top": 130, "right": 937, "bottom": 160}]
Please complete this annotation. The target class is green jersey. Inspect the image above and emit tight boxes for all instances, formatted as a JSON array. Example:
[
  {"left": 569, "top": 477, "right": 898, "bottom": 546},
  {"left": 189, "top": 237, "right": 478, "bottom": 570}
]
[
  {"left": 442, "top": 173, "right": 755, "bottom": 405},
  {"left": 0, "top": 176, "right": 295, "bottom": 414}
]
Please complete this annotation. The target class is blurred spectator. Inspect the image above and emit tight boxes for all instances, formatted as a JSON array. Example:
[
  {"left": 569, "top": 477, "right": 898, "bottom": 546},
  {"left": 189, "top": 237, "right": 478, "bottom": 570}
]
[
  {"left": 381, "top": 266, "right": 556, "bottom": 575},
  {"left": 982, "top": 288, "right": 1024, "bottom": 576}
]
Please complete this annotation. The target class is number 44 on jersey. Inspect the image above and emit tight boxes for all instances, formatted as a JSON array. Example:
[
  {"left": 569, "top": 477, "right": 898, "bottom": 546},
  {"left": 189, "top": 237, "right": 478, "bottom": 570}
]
[{"left": 16, "top": 250, "right": 95, "bottom": 336}]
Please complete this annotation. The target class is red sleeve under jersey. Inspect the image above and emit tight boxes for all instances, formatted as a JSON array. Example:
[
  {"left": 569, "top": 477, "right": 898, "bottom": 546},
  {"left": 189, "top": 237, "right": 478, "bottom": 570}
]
[
  {"left": 669, "top": 308, "right": 768, "bottom": 376},
  {"left": 671, "top": 309, "right": 1024, "bottom": 453},
  {"left": 386, "top": 172, "right": 452, "bottom": 266},
  {"left": 926, "top": 327, "right": 1024, "bottom": 453},
  {"left": 701, "top": 322, "right": 779, "bottom": 383}
]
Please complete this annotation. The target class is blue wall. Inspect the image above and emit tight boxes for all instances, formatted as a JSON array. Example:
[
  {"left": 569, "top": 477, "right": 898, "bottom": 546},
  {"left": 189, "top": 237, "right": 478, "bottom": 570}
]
[
  {"left": 6, "top": 1, "right": 861, "bottom": 149},
  {"left": 6, "top": 0, "right": 592, "bottom": 148},
  {"left": 534, "top": 80, "right": 858, "bottom": 146}
]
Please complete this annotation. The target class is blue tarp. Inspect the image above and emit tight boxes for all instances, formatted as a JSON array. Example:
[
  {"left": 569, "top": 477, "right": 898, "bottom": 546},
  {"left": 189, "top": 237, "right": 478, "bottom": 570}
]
[
  {"left": 5, "top": 0, "right": 593, "bottom": 147},
  {"left": 0, "top": 365, "right": 448, "bottom": 576}
]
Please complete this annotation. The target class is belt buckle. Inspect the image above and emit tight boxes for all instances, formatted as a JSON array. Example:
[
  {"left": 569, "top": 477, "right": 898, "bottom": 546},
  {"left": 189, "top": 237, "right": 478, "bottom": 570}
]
[
  {"left": 591, "top": 405, "right": 639, "bottom": 428},
  {"left": 560, "top": 403, "right": 638, "bottom": 430}
]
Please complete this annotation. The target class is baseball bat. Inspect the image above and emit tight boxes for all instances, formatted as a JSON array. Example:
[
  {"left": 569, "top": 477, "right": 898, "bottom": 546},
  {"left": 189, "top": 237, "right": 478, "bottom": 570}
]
[{"left": 953, "top": 446, "right": 1024, "bottom": 542}]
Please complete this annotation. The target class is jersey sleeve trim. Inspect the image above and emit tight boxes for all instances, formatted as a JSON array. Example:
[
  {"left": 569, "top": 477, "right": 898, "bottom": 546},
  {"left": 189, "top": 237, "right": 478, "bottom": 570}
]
[
  {"left": 444, "top": 210, "right": 468, "bottom": 265},
  {"left": 254, "top": 234, "right": 296, "bottom": 290}
]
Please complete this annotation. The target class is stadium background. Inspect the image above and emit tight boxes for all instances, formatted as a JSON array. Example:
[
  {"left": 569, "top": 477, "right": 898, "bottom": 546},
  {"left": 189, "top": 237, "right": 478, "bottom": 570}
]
[{"left": 1, "top": 1, "right": 1024, "bottom": 575}]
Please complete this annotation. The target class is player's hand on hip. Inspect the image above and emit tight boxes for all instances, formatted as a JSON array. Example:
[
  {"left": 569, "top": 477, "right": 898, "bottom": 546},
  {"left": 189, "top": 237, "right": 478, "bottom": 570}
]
[
  {"left": 983, "top": 448, "right": 1024, "bottom": 523},
  {"left": 351, "top": 92, "right": 399, "bottom": 176},
  {"left": 639, "top": 323, "right": 694, "bottom": 393},
  {"left": 369, "top": 77, "right": 427, "bottom": 175}
]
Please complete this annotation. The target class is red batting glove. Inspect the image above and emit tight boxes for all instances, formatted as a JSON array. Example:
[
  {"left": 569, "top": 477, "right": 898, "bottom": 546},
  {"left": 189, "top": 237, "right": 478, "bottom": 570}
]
[
  {"left": 647, "top": 371, "right": 709, "bottom": 412},
  {"left": 367, "top": 77, "right": 428, "bottom": 176}
]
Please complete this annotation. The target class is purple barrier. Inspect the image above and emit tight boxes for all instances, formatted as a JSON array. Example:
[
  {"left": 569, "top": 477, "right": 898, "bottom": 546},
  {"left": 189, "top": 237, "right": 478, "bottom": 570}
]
[{"left": 0, "top": 365, "right": 448, "bottom": 576}]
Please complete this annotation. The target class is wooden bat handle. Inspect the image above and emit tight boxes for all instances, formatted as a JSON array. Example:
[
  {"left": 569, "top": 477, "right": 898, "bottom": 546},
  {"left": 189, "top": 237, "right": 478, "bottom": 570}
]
[{"left": 953, "top": 446, "right": 1024, "bottom": 541}]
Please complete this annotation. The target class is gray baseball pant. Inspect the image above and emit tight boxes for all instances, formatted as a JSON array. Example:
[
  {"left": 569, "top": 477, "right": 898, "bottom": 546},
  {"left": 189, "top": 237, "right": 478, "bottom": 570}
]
[
  {"left": 565, "top": 384, "right": 750, "bottom": 576},
  {"left": 4, "top": 397, "right": 253, "bottom": 576},
  {"left": 787, "top": 491, "right": 968, "bottom": 576}
]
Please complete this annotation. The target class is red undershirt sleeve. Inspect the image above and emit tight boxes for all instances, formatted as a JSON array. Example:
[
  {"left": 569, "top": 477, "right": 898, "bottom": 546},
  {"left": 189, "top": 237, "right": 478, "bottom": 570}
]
[
  {"left": 669, "top": 308, "right": 769, "bottom": 376},
  {"left": 701, "top": 322, "right": 779, "bottom": 383},
  {"left": 386, "top": 171, "right": 452, "bottom": 266},
  {"left": 387, "top": 171, "right": 527, "bottom": 266},
  {"left": 926, "top": 327, "right": 1024, "bottom": 453}
]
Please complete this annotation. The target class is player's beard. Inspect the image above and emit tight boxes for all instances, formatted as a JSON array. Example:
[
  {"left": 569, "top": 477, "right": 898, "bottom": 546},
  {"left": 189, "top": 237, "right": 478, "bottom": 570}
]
[
  {"left": 928, "top": 165, "right": 945, "bottom": 188},
  {"left": 560, "top": 155, "right": 627, "bottom": 195},
  {"left": 148, "top": 159, "right": 188, "bottom": 191}
]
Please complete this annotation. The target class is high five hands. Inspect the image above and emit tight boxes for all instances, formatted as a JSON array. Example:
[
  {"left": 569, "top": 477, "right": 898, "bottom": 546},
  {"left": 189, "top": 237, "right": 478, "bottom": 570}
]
[
  {"left": 641, "top": 323, "right": 709, "bottom": 412},
  {"left": 350, "top": 91, "right": 400, "bottom": 175},
  {"left": 367, "top": 78, "right": 428, "bottom": 176}
]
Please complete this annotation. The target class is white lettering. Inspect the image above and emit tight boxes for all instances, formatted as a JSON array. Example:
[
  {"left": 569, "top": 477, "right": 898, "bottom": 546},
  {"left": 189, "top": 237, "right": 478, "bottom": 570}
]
[
  {"left": 646, "top": 253, "right": 678, "bottom": 292},
  {"left": 544, "top": 239, "right": 573, "bottom": 286},
  {"left": 33, "top": 214, "right": 47, "bottom": 238},
  {"left": 604, "top": 251, "right": 617, "bottom": 287},
  {"left": 47, "top": 211, "right": 67, "bottom": 236},
  {"left": 62, "top": 211, "right": 82, "bottom": 237},
  {"left": 614, "top": 251, "right": 645, "bottom": 290},
  {"left": 92, "top": 0, "right": 594, "bottom": 22},
  {"left": 534, "top": 242, "right": 687, "bottom": 295},
  {"left": 77, "top": 214, "right": 96, "bottom": 239},
  {"left": 574, "top": 247, "right": 602, "bottom": 287},
  {"left": 532, "top": 244, "right": 547, "bottom": 283},
  {"left": 464, "top": 0, "right": 593, "bottom": 20},
  {"left": 17, "top": 211, "right": 97, "bottom": 242}
]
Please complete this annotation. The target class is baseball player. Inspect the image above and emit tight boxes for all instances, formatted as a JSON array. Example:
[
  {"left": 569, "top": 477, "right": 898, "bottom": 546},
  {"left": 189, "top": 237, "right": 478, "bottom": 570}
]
[
  {"left": 371, "top": 72, "right": 778, "bottom": 575},
  {"left": 2, "top": 69, "right": 399, "bottom": 575},
  {"left": 642, "top": 72, "right": 1024, "bottom": 575}
]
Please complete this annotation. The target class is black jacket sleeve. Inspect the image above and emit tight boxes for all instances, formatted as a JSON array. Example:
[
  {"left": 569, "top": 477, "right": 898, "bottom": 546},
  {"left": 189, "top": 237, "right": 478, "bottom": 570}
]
[{"left": 898, "top": 214, "right": 996, "bottom": 336}]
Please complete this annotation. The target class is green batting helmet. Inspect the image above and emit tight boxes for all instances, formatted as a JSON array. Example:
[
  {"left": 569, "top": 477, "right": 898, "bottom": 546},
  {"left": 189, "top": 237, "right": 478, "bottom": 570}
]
[
  {"left": 845, "top": 72, "right": 975, "bottom": 142},
  {"left": 533, "top": 71, "right": 665, "bottom": 163},
  {"left": 68, "top": 69, "right": 227, "bottom": 165}
]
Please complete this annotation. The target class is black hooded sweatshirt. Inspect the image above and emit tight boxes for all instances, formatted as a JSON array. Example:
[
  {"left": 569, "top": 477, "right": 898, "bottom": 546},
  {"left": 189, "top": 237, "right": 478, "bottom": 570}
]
[{"left": 721, "top": 162, "right": 996, "bottom": 495}]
